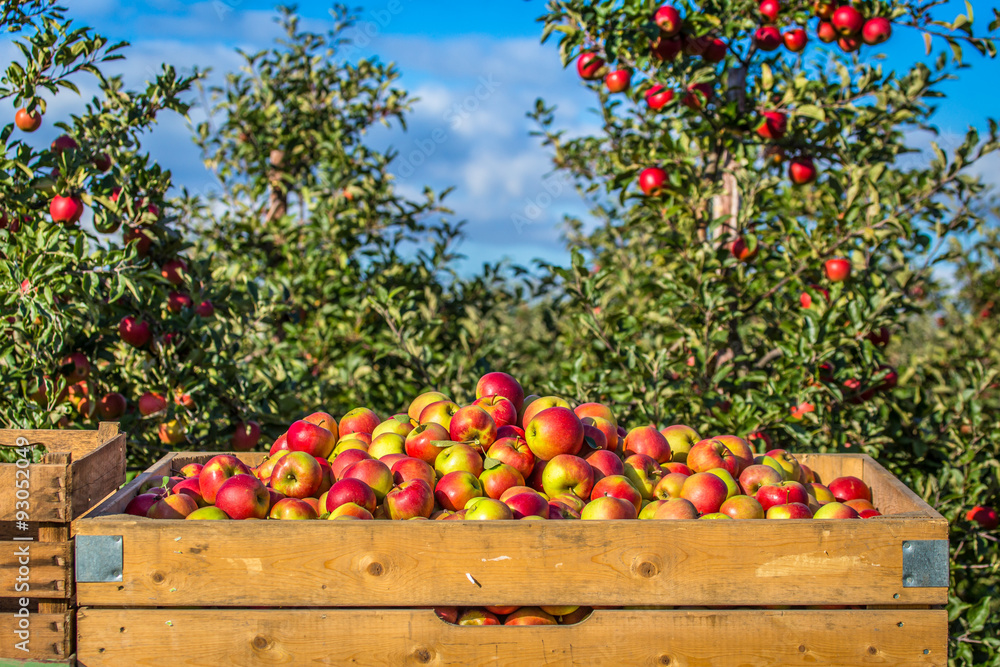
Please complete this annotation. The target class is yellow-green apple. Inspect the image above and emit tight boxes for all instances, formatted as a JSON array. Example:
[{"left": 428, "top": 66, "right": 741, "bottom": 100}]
[
  {"left": 764, "top": 449, "right": 802, "bottom": 482},
  {"left": 654, "top": 497, "right": 699, "bottom": 519},
  {"left": 504, "top": 491, "right": 550, "bottom": 519},
  {"left": 458, "top": 609, "right": 500, "bottom": 626},
  {"left": 652, "top": 472, "right": 688, "bottom": 500},
  {"left": 372, "top": 414, "right": 417, "bottom": 439},
  {"left": 327, "top": 502, "right": 373, "bottom": 520},
  {"left": 859, "top": 508, "right": 882, "bottom": 519},
  {"left": 434, "top": 470, "right": 483, "bottom": 511},
  {"left": 408, "top": 391, "right": 449, "bottom": 421},
  {"left": 404, "top": 422, "right": 451, "bottom": 465},
  {"left": 270, "top": 451, "right": 323, "bottom": 499},
  {"left": 434, "top": 443, "right": 484, "bottom": 478},
  {"left": 473, "top": 395, "right": 518, "bottom": 429},
  {"left": 807, "top": 482, "right": 835, "bottom": 504},
  {"left": 623, "top": 426, "right": 672, "bottom": 463},
  {"left": 662, "top": 462, "right": 693, "bottom": 476},
  {"left": 582, "top": 495, "right": 637, "bottom": 520},
  {"left": 505, "top": 607, "right": 557, "bottom": 625},
  {"left": 325, "top": 478, "right": 377, "bottom": 514},
  {"left": 186, "top": 506, "right": 229, "bottom": 520},
  {"left": 287, "top": 419, "right": 337, "bottom": 459},
  {"left": 179, "top": 462, "right": 204, "bottom": 478},
  {"left": 659, "top": 425, "right": 700, "bottom": 463},
  {"left": 269, "top": 498, "right": 318, "bottom": 520},
  {"left": 542, "top": 454, "right": 595, "bottom": 500},
  {"left": 418, "top": 400, "right": 461, "bottom": 430},
  {"left": 269, "top": 433, "right": 289, "bottom": 456},
  {"left": 638, "top": 499, "right": 667, "bottom": 519},
  {"left": 590, "top": 475, "right": 641, "bottom": 512},
  {"left": 844, "top": 498, "right": 875, "bottom": 513},
  {"left": 214, "top": 475, "right": 269, "bottom": 520},
  {"left": 385, "top": 479, "right": 435, "bottom": 520},
  {"left": 541, "top": 605, "right": 580, "bottom": 617},
  {"left": 699, "top": 512, "right": 732, "bottom": 520},
  {"left": 476, "top": 371, "right": 525, "bottom": 412},
  {"left": 479, "top": 462, "right": 525, "bottom": 499},
  {"left": 329, "top": 449, "right": 371, "bottom": 480},
  {"left": 496, "top": 425, "right": 525, "bottom": 441},
  {"left": 720, "top": 495, "right": 765, "bottom": 519},
  {"left": 486, "top": 436, "right": 535, "bottom": 480},
  {"left": 390, "top": 457, "right": 436, "bottom": 489},
  {"left": 199, "top": 454, "right": 252, "bottom": 505},
  {"left": 574, "top": 402, "right": 617, "bottom": 428},
  {"left": 521, "top": 396, "right": 571, "bottom": 429},
  {"left": 339, "top": 408, "right": 380, "bottom": 438},
  {"left": 304, "top": 411, "right": 338, "bottom": 435},
  {"left": 526, "top": 407, "right": 584, "bottom": 461},
  {"left": 706, "top": 468, "right": 740, "bottom": 500},
  {"left": 687, "top": 439, "right": 740, "bottom": 475},
  {"left": 623, "top": 453, "right": 664, "bottom": 500},
  {"left": 585, "top": 449, "right": 625, "bottom": 481},
  {"left": 172, "top": 477, "right": 207, "bottom": 507},
  {"left": 813, "top": 501, "right": 859, "bottom": 519},
  {"left": 745, "top": 430, "right": 771, "bottom": 452},
  {"left": 766, "top": 502, "right": 814, "bottom": 519},
  {"left": 680, "top": 472, "right": 729, "bottom": 514},
  {"left": 125, "top": 493, "right": 162, "bottom": 517},
  {"left": 464, "top": 497, "right": 514, "bottom": 520},
  {"left": 755, "top": 481, "right": 810, "bottom": 511},
  {"left": 266, "top": 488, "right": 285, "bottom": 511},
  {"left": 582, "top": 417, "right": 618, "bottom": 453},
  {"left": 330, "top": 438, "right": 368, "bottom": 458},
  {"left": 561, "top": 607, "right": 593, "bottom": 624},
  {"left": 713, "top": 436, "right": 754, "bottom": 475},
  {"left": 548, "top": 499, "right": 582, "bottom": 519},
  {"left": 449, "top": 405, "right": 497, "bottom": 449},
  {"left": 828, "top": 476, "right": 871, "bottom": 502},
  {"left": 739, "top": 464, "right": 783, "bottom": 496},
  {"left": 147, "top": 494, "right": 198, "bottom": 520},
  {"left": 342, "top": 459, "right": 393, "bottom": 502},
  {"left": 368, "top": 433, "right": 406, "bottom": 460}
]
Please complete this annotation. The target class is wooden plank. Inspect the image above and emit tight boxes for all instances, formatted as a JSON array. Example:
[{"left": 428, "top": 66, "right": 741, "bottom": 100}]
[
  {"left": 797, "top": 453, "right": 863, "bottom": 485},
  {"left": 82, "top": 453, "right": 176, "bottom": 518},
  {"left": 68, "top": 433, "right": 126, "bottom": 520},
  {"left": 0, "top": 542, "right": 71, "bottom": 599},
  {"left": 862, "top": 456, "right": 943, "bottom": 519},
  {"left": 75, "top": 515, "right": 947, "bottom": 608},
  {"left": 0, "top": 611, "right": 70, "bottom": 661},
  {"left": 75, "top": 607, "right": 947, "bottom": 666},
  {"left": 0, "top": 464, "right": 68, "bottom": 523},
  {"left": 0, "top": 428, "right": 99, "bottom": 452}
]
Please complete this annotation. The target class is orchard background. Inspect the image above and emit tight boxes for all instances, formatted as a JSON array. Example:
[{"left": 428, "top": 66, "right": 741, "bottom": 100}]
[{"left": 1, "top": 0, "right": 999, "bottom": 663}]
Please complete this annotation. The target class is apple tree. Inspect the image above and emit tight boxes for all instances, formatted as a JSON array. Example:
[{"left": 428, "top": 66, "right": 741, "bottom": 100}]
[
  {"left": 530, "top": 0, "right": 1000, "bottom": 659},
  {"left": 0, "top": 0, "right": 268, "bottom": 466}
]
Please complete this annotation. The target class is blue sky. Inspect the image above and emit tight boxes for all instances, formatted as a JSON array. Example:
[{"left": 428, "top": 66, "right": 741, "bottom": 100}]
[{"left": 18, "top": 1, "right": 1000, "bottom": 269}]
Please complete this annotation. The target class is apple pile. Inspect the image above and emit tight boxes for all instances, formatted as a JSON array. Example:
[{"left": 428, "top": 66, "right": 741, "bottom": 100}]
[
  {"left": 125, "top": 371, "right": 882, "bottom": 522},
  {"left": 433, "top": 605, "right": 594, "bottom": 627}
]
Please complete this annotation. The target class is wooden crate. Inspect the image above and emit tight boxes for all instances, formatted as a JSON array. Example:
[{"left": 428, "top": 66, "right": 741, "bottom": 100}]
[
  {"left": 74, "top": 452, "right": 948, "bottom": 666},
  {"left": 0, "top": 423, "right": 126, "bottom": 664}
]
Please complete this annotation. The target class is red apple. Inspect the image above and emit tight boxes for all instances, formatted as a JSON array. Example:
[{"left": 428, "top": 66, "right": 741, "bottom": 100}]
[
  {"left": 759, "top": 0, "right": 780, "bottom": 22},
  {"left": 604, "top": 69, "right": 631, "bottom": 93},
  {"left": 687, "top": 439, "right": 740, "bottom": 476},
  {"left": 408, "top": 391, "right": 449, "bottom": 421},
  {"left": 682, "top": 83, "right": 713, "bottom": 110},
  {"left": 623, "top": 425, "right": 672, "bottom": 464},
  {"left": 404, "top": 422, "right": 451, "bottom": 465},
  {"left": 585, "top": 448, "right": 625, "bottom": 481},
  {"left": 739, "top": 464, "right": 784, "bottom": 496},
  {"left": 720, "top": 495, "right": 765, "bottom": 519},
  {"left": 651, "top": 36, "right": 682, "bottom": 61},
  {"left": 525, "top": 407, "right": 584, "bottom": 461},
  {"left": 662, "top": 462, "right": 693, "bottom": 475},
  {"left": 125, "top": 493, "right": 161, "bottom": 517},
  {"left": 638, "top": 167, "right": 668, "bottom": 196},
  {"left": 342, "top": 459, "right": 393, "bottom": 501},
  {"left": 256, "top": 450, "right": 289, "bottom": 482},
  {"left": 449, "top": 405, "right": 497, "bottom": 449},
  {"left": 214, "top": 475, "right": 269, "bottom": 520},
  {"left": 15, "top": 108, "right": 41, "bottom": 132},
  {"left": 496, "top": 425, "right": 525, "bottom": 440},
  {"left": 818, "top": 21, "right": 837, "bottom": 42},
  {"left": 828, "top": 476, "right": 871, "bottom": 502},
  {"left": 98, "top": 392, "right": 127, "bottom": 419},
  {"left": 118, "top": 316, "right": 152, "bottom": 348},
  {"left": 458, "top": 609, "right": 500, "bottom": 626},
  {"left": 172, "top": 477, "right": 207, "bottom": 507},
  {"left": 576, "top": 52, "right": 606, "bottom": 80},
  {"left": 965, "top": 506, "right": 999, "bottom": 530},
  {"left": 287, "top": 419, "right": 337, "bottom": 459},
  {"left": 480, "top": 462, "right": 525, "bottom": 500},
  {"left": 755, "top": 480, "right": 810, "bottom": 511},
  {"left": 654, "top": 5, "right": 683, "bottom": 36},
  {"left": 756, "top": 111, "right": 787, "bottom": 140},
  {"left": 789, "top": 156, "right": 817, "bottom": 184},
  {"left": 418, "top": 400, "right": 461, "bottom": 430},
  {"left": 434, "top": 442, "right": 484, "bottom": 478},
  {"left": 713, "top": 435, "right": 754, "bottom": 475},
  {"left": 654, "top": 497, "right": 700, "bottom": 519},
  {"left": 521, "top": 396, "right": 571, "bottom": 428},
  {"left": 231, "top": 421, "right": 261, "bottom": 452},
  {"left": 159, "top": 259, "right": 187, "bottom": 286},
  {"left": 645, "top": 84, "right": 674, "bottom": 110},
  {"left": 137, "top": 392, "right": 166, "bottom": 417},
  {"left": 504, "top": 491, "right": 550, "bottom": 519},
  {"left": 825, "top": 257, "right": 851, "bottom": 282},
  {"left": 339, "top": 407, "right": 380, "bottom": 438},
  {"left": 755, "top": 26, "right": 782, "bottom": 51},
  {"left": 591, "top": 475, "right": 642, "bottom": 512},
  {"left": 486, "top": 436, "right": 535, "bottom": 480},
  {"left": 390, "top": 456, "right": 436, "bottom": 490},
  {"left": 652, "top": 472, "right": 688, "bottom": 500},
  {"left": 270, "top": 451, "right": 323, "bottom": 499},
  {"left": 435, "top": 470, "right": 484, "bottom": 511},
  {"left": 766, "top": 502, "right": 814, "bottom": 519},
  {"left": 541, "top": 454, "right": 594, "bottom": 500},
  {"left": 328, "top": 503, "right": 374, "bottom": 520},
  {"left": 680, "top": 472, "right": 729, "bottom": 514},
  {"left": 476, "top": 371, "right": 525, "bottom": 411},
  {"left": 832, "top": 5, "right": 864, "bottom": 36},
  {"left": 325, "top": 478, "right": 377, "bottom": 514},
  {"left": 862, "top": 17, "right": 892, "bottom": 45},
  {"left": 385, "top": 479, "right": 435, "bottom": 520},
  {"left": 574, "top": 402, "right": 616, "bottom": 427},
  {"left": 472, "top": 395, "right": 518, "bottom": 429},
  {"left": 329, "top": 448, "right": 371, "bottom": 480},
  {"left": 303, "top": 410, "right": 338, "bottom": 435},
  {"left": 269, "top": 498, "right": 318, "bottom": 520},
  {"left": 814, "top": 501, "right": 860, "bottom": 519},
  {"left": 703, "top": 38, "right": 728, "bottom": 62},
  {"left": 623, "top": 453, "right": 664, "bottom": 500},
  {"left": 583, "top": 417, "right": 619, "bottom": 453},
  {"left": 147, "top": 494, "right": 198, "bottom": 520},
  {"left": 49, "top": 194, "right": 83, "bottom": 225},
  {"left": 581, "top": 495, "right": 637, "bottom": 520},
  {"left": 179, "top": 462, "right": 203, "bottom": 479}
]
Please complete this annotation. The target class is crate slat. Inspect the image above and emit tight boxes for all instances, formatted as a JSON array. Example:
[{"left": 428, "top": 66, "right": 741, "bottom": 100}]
[
  {"left": 0, "top": 542, "right": 71, "bottom": 599},
  {"left": 0, "top": 611, "right": 71, "bottom": 661}
]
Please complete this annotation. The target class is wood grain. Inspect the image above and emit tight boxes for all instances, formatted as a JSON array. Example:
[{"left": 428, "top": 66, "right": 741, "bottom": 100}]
[
  {"left": 75, "top": 512, "right": 947, "bottom": 608},
  {"left": 862, "top": 456, "right": 942, "bottom": 518},
  {"left": 69, "top": 432, "right": 126, "bottom": 520},
  {"left": 0, "top": 611, "right": 71, "bottom": 661},
  {"left": 75, "top": 607, "right": 947, "bottom": 667},
  {"left": 0, "top": 541, "right": 71, "bottom": 599},
  {"left": 0, "top": 463, "right": 69, "bottom": 523}
]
